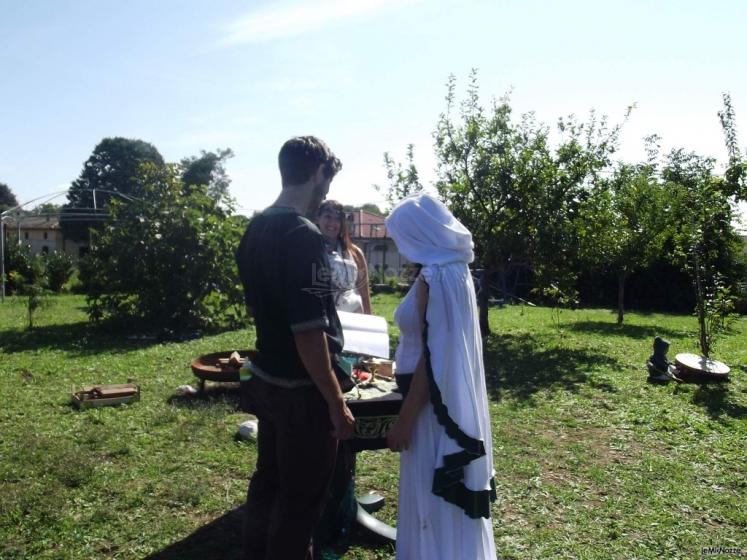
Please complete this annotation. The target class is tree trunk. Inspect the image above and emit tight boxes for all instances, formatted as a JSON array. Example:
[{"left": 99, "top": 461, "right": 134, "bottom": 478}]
[
  {"left": 694, "top": 257, "right": 709, "bottom": 357},
  {"left": 617, "top": 272, "right": 627, "bottom": 325},
  {"left": 478, "top": 266, "right": 492, "bottom": 336}
]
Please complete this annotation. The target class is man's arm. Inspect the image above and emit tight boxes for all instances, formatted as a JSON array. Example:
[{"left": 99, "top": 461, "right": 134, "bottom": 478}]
[
  {"left": 283, "top": 224, "right": 355, "bottom": 439},
  {"left": 294, "top": 328, "right": 355, "bottom": 440}
]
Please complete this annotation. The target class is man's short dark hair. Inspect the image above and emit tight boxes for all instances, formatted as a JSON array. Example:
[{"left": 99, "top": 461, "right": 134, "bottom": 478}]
[{"left": 278, "top": 136, "right": 342, "bottom": 186}]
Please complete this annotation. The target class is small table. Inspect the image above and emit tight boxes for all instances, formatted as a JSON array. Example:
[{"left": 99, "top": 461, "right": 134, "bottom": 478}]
[
  {"left": 340, "top": 378, "right": 402, "bottom": 542},
  {"left": 345, "top": 379, "right": 403, "bottom": 451}
]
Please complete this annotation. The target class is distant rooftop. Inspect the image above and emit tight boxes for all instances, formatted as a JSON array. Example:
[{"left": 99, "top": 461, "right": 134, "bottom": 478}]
[
  {"left": 347, "top": 209, "right": 388, "bottom": 239},
  {"left": 2, "top": 215, "right": 60, "bottom": 229}
]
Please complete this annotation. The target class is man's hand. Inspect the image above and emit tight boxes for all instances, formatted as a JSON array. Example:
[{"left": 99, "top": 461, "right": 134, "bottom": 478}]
[
  {"left": 386, "top": 418, "right": 413, "bottom": 452},
  {"left": 328, "top": 400, "right": 355, "bottom": 440}
]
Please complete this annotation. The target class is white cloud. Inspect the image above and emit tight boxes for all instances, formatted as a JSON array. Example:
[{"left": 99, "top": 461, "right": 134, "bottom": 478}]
[{"left": 219, "top": 0, "right": 421, "bottom": 46}]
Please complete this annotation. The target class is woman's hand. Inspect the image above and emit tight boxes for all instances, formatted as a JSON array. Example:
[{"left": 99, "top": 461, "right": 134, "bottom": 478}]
[{"left": 386, "top": 417, "right": 414, "bottom": 452}]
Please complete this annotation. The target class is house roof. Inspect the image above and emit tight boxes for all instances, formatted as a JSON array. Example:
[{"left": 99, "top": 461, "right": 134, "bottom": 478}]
[
  {"left": 3, "top": 215, "right": 60, "bottom": 230},
  {"left": 347, "top": 210, "right": 388, "bottom": 239}
]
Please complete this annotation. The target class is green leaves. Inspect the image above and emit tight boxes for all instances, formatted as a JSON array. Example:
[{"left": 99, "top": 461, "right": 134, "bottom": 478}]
[
  {"left": 435, "top": 73, "right": 621, "bottom": 302},
  {"left": 0, "top": 182, "right": 18, "bottom": 213},
  {"left": 44, "top": 251, "right": 75, "bottom": 292},
  {"left": 663, "top": 150, "right": 743, "bottom": 357},
  {"left": 60, "top": 137, "right": 165, "bottom": 243},
  {"left": 376, "top": 144, "right": 424, "bottom": 211},
  {"left": 82, "top": 163, "right": 246, "bottom": 334}
]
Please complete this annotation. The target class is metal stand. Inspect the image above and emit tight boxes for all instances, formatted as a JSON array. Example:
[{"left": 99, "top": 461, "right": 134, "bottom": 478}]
[{"left": 355, "top": 494, "right": 396, "bottom": 542}]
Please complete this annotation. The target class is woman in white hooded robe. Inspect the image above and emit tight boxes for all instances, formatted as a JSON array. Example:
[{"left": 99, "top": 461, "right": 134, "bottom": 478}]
[{"left": 385, "top": 194, "right": 497, "bottom": 560}]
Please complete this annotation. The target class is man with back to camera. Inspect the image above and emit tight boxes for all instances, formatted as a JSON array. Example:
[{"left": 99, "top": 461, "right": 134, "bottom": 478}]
[{"left": 235, "top": 136, "right": 356, "bottom": 560}]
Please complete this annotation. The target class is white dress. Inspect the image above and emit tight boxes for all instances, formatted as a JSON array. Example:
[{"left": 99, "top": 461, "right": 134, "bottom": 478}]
[
  {"left": 393, "top": 279, "right": 497, "bottom": 560},
  {"left": 326, "top": 243, "right": 363, "bottom": 313},
  {"left": 393, "top": 277, "right": 423, "bottom": 373}
]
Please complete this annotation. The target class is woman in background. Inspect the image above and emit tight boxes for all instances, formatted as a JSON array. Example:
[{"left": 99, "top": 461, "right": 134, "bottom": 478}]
[
  {"left": 314, "top": 200, "right": 373, "bottom": 552},
  {"left": 386, "top": 194, "right": 497, "bottom": 560},
  {"left": 317, "top": 200, "right": 372, "bottom": 314}
]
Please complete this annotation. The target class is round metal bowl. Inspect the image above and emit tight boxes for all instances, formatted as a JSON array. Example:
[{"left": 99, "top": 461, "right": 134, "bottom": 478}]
[
  {"left": 675, "top": 353, "right": 730, "bottom": 382},
  {"left": 190, "top": 350, "right": 257, "bottom": 383}
]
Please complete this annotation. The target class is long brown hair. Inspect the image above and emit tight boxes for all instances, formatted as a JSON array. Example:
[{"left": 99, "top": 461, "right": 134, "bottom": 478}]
[{"left": 317, "top": 199, "right": 353, "bottom": 256}]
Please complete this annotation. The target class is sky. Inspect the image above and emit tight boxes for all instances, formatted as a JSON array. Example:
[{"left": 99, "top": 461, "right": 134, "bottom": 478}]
[{"left": 1, "top": 0, "right": 746, "bottom": 224}]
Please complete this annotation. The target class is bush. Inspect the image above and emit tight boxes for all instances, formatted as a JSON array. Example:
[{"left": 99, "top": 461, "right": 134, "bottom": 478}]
[
  {"left": 3, "top": 242, "right": 33, "bottom": 294},
  {"left": 81, "top": 163, "right": 246, "bottom": 333},
  {"left": 44, "top": 251, "right": 75, "bottom": 292},
  {"left": 63, "top": 267, "right": 84, "bottom": 294}
]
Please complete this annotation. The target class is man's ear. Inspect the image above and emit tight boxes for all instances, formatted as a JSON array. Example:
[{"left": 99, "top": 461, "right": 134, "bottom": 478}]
[{"left": 311, "top": 163, "right": 325, "bottom": 185}]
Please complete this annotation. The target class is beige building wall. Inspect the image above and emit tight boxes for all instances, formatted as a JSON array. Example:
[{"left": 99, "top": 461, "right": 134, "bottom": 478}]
[{"left": 4, "top": 218, "right": 86, "bottom": 258}]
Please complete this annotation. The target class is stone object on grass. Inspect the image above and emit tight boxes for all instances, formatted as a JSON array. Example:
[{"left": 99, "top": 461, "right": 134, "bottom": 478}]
[{"left": 238, "top": 418, "right": 259, "bottom": 440}]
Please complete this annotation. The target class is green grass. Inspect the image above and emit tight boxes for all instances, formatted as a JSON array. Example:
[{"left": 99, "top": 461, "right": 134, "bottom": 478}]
[{"left": 1, "top": 295, "right": 745, "bottom": 559}]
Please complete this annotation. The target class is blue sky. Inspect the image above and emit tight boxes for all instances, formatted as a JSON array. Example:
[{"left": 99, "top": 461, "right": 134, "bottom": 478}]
[{"left": 1, "top": 0, "right": 746, "bottom": 222}]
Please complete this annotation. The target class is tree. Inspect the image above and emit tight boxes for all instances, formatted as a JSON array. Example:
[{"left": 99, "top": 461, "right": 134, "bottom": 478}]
[
  {"left": 434, "top": 75, "right": 542, "bottom": 333},
  {"left": 180, "top": 148, "right": 235, "bottom": 201},
  {"left": 718, "top": 93, "right": 747, "bottom": 201},
  {"left": 82, "top": 162, "right": 245, "bottom": 333},
  {"left": 342, "top": 203, "right": 385, "bottom": 216},
  {"left": 360, "top": 203, "right": 384, "bottom": 216},
  {"left": 526, "top": 109, "right": 624, "bottom": 312},
  {"left": 0, "top": 182, "right": 18, "bottom": 213},
  {"left": 664, "top": 149, "right": 743, "bottom": 357},
  {"left": 61, "top": 137, "right": 165, "bottom": 242},
  {"left": 577, "top": 149, "right": 669, "bottom": 324},
  {"left": 375, "top": 144, "right": 423, "bottom": 211},
  {"left": 44, "top": 251, "right": 75, "bottom": 292},
  {"left": 33, "top": 203, "right": 62, "bottom": 216},
  {"left": 3, "top": 241, "right": 33, "bottom": 295},
  {"left": 25, "top": 255, "right": 48, "bottom": 329},
  {"left": 433, "top": 71, "right": 621, "bottom": 333}
]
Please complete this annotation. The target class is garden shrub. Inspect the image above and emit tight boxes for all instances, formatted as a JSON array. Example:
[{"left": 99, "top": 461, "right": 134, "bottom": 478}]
[
  {"left": 44, "top": 250, "right": 75, "bottom": 292},
  {"left": 81, "top": 163, "right": 246, "bottom": 333}
]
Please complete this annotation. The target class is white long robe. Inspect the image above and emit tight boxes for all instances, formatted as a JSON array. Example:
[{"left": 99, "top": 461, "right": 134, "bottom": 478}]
[{"left": 386, "top": 194, "right": 497, "bottom": 560}]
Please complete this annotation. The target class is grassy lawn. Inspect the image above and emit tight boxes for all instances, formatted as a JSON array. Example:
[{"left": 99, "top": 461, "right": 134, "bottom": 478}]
[{"left": 1, "top": 294, "right": 745, "bottom": 559}]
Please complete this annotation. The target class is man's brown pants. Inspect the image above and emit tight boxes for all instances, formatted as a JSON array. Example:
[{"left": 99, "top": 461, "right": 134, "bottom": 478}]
[{"left": 241, "top": 377, "right": 338, "bottom": 560}]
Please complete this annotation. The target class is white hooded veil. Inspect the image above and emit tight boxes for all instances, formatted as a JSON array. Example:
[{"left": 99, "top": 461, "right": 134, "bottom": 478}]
[{"left": 385, "top": 194, "right": 496, "bottom": 519}]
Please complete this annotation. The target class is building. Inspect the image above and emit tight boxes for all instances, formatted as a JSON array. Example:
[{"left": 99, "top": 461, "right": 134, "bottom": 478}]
[
  {"left": 2, "top": 215, "right": 86, "bottom": 258},
  {"left": 346, "top": 209, "right": 409, "bottom": 281}
]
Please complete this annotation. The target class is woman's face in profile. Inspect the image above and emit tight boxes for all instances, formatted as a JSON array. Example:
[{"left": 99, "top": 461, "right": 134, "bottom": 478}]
[{"left": 318, "top": 208, "right": 342, "bottom": 242}]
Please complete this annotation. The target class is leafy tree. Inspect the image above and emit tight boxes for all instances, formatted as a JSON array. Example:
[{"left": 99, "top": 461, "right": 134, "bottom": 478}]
[
  {"left": 578, "top": 145, "right": 669, "bottom": 324},
  {"left": 4, "top": 242, "right": 33, "bottom": 294},
  {"left": 434, "top": 75, "right": 541, "bottom": 333},
  {"left": 375, "top": 144, "right": 423, "bottom": 211},
  {"left": 33, "top": 203, "right": 62, "bottom": 216},
  {"left": 433, "top": 71, "right": 621, "bottom": 333},
  {"left": 82, "top": 162, "right": 245, "bottom": 333},
  {"left": 718, "top": 93, "right": 747, "bottom": 201},
  {"left": 61, "top": 137, "right": 165, "bottom": 242},
  {"left": 360, "top": 203, "right": 385, "bottom": 216},
  {"left": 0, "top": 182, "right": 18, "bottom": 213},
  {"left": 25, "top": 256, "right": 49, "bottom": 329},
  {"left": 180, "top": 148, "right": 234, "bottom": 201},
  {"left": 44, "top": 251, "right": 75, "bottom": 292},
  {"left": 342, "top": 203, "right": 385, "bottom": 216},
  {"left": 664, "top": 149, "right": 743, "bottom": 357},
  {"left": 527, "top": 109, "right": 624, "bottom": 313},
  {"left": 0, "top": 239, "right": 47, "bottom": 323}
]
